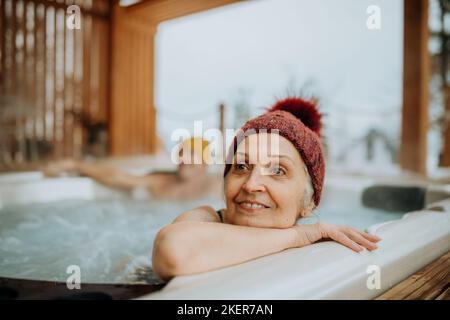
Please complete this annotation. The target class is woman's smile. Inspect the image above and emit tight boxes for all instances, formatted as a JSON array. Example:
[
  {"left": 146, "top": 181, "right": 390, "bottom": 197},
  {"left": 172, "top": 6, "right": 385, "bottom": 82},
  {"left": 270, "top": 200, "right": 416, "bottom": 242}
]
[{"left": 235, "top": 199, "right": 271, "bottom": 214}]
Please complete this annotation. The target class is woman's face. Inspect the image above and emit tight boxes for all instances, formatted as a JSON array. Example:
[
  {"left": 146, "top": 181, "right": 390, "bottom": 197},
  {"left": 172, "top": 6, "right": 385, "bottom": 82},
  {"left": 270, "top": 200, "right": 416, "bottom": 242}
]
[{"left": 224, "top": 133, "right": 310, "bottom": 228}]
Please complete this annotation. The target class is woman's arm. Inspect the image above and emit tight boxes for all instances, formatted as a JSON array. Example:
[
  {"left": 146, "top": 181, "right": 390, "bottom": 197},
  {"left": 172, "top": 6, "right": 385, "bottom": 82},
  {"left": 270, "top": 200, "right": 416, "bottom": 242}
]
[
  {"left": 152, "top": 220, "right": 298, "bottom": 281},
  {"left": 152, "top": 208, "right": 381, "bottom": 281}
]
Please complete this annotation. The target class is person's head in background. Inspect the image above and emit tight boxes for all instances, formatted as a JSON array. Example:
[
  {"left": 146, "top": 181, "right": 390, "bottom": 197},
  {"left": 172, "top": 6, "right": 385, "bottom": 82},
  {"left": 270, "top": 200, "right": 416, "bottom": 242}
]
[
  {"left": 223, "top": 97, "right": 325, "bottom": 229},
  {"left": 177, "top": 137, "right": 211, "bottom": 180}
]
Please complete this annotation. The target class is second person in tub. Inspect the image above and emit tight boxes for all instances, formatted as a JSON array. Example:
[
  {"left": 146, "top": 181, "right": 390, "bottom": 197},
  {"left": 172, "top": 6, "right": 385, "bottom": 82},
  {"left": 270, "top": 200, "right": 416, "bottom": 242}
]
[{"left": 152, "top": 97, "right": 381, "bottom": 281}]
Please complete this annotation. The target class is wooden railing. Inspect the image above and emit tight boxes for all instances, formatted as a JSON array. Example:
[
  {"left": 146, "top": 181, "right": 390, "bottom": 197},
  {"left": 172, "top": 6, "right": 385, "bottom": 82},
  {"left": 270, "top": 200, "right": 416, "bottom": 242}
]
[{"left": 0, "top": 0, "right": 111, "bottom": 171}]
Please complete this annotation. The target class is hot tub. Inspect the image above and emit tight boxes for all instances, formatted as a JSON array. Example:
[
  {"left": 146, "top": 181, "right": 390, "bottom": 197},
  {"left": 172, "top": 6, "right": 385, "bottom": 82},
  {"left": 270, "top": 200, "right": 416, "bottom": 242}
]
[
  {"left": 0, "top": 172, "right": 224, "bottom": 299},
  {"left": 0, "top": 172, "right": 449, "bottom": 299}
]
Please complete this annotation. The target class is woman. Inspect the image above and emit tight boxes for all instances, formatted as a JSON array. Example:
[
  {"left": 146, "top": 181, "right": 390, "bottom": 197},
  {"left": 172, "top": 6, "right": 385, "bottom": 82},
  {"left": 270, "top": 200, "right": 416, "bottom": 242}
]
[{"left": 152, "top": 97, "right": 381, "bottom": 281}]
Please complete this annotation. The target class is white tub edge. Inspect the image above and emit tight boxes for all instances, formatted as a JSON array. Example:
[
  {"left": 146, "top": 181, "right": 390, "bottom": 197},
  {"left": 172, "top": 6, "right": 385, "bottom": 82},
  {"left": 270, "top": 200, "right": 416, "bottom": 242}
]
[{"left": 0, "top": 176, "right": 126, "bottom": 208}]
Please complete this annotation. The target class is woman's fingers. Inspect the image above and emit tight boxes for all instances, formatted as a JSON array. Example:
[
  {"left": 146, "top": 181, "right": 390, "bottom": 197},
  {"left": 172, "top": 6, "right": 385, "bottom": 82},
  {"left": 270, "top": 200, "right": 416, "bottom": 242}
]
[
  {"left": 347, "top": 230, "right": 378, "bottom": 251},
  {"left": 360, "top": 231, "right": 382, "bottom": 242},
  {"left": 320, "top": 224, "right": 381, "bottom": 252},
  {"left": 331, "top": 231, "right": 364, "bottom": 252}
]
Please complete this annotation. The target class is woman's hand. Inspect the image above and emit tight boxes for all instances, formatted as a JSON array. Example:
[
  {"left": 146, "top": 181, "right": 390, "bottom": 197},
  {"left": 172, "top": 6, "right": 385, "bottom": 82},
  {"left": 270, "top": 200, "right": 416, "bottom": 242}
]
[
  {"left": 42, "top": 159, "right": 78, "bottom": 177},
  {"left": 292, "top": 222, "right": 381, "bottom": 252}
]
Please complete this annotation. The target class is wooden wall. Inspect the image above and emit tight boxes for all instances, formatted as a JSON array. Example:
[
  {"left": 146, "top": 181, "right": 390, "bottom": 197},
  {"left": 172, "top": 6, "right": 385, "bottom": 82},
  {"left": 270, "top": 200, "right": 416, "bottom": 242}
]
[
  {"left": 0, "top": 0, "right": 241, "bottom": 165},
  {"left": 0, "top": 0, "right": 111, "bottom": 170}
]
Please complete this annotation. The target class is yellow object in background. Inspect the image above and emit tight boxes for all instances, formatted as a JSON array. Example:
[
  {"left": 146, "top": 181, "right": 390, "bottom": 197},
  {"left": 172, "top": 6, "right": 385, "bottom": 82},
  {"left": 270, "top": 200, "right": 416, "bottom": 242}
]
[{"left": 180, "top": 137, "right": 212, "bottom": 164}]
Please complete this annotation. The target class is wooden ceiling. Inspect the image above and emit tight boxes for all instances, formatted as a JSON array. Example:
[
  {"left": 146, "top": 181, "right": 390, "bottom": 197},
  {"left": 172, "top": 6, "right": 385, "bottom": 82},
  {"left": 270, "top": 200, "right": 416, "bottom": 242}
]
[{"left": 120, "top": 0, "right": 242, "bottom": 24}]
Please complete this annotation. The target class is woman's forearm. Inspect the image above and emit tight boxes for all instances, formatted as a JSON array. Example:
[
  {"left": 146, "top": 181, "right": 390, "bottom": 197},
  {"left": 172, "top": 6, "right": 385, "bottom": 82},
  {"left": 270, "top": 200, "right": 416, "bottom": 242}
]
[{"left": 152, "top": 221, "right": 298, "bottom": 280}]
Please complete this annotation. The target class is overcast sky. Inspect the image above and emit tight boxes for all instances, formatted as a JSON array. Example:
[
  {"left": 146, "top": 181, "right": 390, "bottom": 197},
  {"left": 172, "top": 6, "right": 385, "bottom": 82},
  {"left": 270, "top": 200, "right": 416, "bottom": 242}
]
[{"left": 155, "top": 0, "right": 403, "bottom": 163}]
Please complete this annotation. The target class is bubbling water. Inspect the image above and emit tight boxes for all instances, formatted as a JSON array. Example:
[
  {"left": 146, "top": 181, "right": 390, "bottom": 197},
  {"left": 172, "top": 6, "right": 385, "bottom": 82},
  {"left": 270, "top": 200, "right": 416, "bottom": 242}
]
[{"left": 0, "top": 197, "right": 225, "bottom": 284}]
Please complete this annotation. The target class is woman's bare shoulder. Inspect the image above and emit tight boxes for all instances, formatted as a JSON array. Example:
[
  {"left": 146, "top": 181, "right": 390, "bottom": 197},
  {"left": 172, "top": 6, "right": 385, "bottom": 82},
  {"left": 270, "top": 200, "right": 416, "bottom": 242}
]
[{"left": 172, "top": 205, "right": 222, "bottom": 223}]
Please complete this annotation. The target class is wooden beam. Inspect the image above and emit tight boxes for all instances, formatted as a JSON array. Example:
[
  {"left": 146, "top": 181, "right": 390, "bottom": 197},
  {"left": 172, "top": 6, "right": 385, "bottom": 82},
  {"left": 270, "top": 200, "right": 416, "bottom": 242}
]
[
  {"left": 400, "top": 0, "right": 429, "bottom": 176},
  {"left": 127, "top": 0, "right": 241, "bottom": 24}
]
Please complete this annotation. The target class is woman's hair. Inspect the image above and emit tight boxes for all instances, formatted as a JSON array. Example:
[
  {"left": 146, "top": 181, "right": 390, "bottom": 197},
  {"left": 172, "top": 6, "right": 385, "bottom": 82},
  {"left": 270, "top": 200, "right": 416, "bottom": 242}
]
[{"left": 302, "top": 166, "right": 315, "bottom": 217}]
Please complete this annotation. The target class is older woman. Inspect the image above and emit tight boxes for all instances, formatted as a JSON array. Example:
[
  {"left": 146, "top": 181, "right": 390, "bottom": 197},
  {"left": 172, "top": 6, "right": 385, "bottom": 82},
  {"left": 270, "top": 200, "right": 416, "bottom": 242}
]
[{"left": 152, "top": 97, "right": 381, "bottom": 281}]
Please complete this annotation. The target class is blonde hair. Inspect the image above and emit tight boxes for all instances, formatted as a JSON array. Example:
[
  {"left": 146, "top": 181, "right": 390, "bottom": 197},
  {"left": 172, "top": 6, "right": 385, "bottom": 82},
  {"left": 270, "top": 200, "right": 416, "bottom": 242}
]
[{"left": 179, "top": 137, "right": 211, "bottom": 163}]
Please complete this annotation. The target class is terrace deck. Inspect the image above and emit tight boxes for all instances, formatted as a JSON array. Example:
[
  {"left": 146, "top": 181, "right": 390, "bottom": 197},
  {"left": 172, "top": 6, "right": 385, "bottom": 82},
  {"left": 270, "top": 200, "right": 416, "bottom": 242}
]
[{"left": 376, "top": 251, "right": 449, "bottom": 300}]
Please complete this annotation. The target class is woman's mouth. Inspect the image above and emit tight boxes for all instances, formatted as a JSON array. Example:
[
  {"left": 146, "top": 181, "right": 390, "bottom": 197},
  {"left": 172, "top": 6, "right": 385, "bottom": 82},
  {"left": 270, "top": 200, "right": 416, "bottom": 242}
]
[{"left": 237, "top": 201, "right": 270, "bottom": 212}]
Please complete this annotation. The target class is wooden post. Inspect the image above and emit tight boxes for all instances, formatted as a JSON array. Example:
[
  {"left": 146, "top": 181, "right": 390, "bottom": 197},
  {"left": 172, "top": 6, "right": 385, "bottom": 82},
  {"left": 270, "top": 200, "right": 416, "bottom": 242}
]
[
  {"left": 440, "top": 86, "right": 450, "bottom": 166},
  {"left": 219, "top": 103, "right": 226, "bottom": 159},
  {"left": 110, "top": 5, "right": 157, "bottom": 155},
  {"left": 400, "top": 0, "right": 429, "bottom": 176},
  {"left": 219, "top": 103, "right": 225, "bottom": 137}
]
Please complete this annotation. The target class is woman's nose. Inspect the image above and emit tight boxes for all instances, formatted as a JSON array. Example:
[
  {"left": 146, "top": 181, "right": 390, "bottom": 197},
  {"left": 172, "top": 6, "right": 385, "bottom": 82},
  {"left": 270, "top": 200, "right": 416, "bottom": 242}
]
[{"left": 242, "top": 167, "right": 266, "bottom": 193}]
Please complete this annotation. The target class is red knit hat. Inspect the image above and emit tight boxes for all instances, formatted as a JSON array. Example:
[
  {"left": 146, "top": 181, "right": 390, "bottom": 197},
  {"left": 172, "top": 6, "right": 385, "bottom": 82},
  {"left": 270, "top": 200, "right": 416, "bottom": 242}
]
[{"left": 223, "top": 97, "right": 325, "bottom": 206}]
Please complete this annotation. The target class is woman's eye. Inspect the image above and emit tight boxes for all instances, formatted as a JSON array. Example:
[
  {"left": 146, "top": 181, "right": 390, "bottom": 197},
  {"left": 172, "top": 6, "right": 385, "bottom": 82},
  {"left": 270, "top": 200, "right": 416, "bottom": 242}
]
[
  {"left": 271, "top": 166, "right": 286, "bottom": 176},
  {"left": 234, "top": 163, "right": 249, "bottom": 172}
]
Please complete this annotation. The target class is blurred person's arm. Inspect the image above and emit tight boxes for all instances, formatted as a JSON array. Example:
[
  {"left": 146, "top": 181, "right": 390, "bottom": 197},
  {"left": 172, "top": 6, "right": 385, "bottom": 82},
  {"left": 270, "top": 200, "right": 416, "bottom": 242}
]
[{"left": 43, "top": 159, "right": 155, "bottom": 191}]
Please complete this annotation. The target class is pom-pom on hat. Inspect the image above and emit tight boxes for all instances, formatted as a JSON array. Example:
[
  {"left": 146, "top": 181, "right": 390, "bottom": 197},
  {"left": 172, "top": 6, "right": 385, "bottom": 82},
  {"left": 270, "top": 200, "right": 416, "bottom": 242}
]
[{"left": 223, "top": 97, "right": 325, "bottom": 206}]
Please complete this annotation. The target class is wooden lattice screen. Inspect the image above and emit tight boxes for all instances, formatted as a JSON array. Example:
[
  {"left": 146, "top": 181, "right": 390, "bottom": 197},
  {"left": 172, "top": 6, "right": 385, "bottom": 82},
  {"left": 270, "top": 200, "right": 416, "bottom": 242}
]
[{"left": 0, "top": 0, "right": 111, "bottom": 171}]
